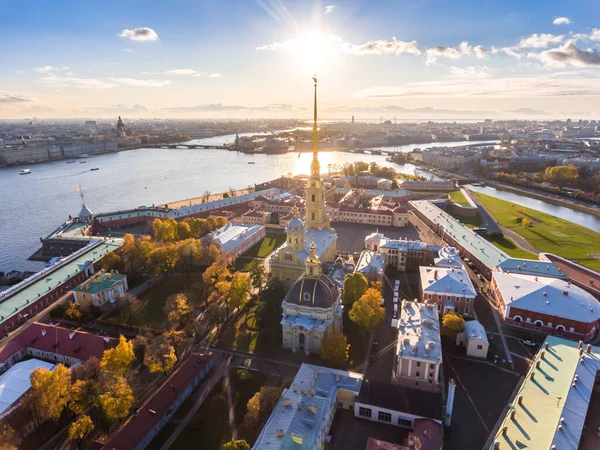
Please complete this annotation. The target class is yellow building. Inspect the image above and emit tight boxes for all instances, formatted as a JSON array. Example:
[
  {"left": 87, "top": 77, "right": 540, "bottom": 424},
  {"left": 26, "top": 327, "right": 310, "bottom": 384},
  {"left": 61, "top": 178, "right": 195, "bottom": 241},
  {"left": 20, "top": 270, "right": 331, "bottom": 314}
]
[{"left": 270, "top": 78, "right": 337, "bottom": 284}]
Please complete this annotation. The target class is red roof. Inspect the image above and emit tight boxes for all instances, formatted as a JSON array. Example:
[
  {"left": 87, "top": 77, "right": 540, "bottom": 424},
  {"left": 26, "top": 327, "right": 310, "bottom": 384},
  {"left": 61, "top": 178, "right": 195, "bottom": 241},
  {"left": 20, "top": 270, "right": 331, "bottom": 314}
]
[
  {"left": 100, "top": 353, "right": 212, "bottom": 450},
  {"left": 393, "top": 206, "right": 408, "bottom": 213},
  {"left": 0, "top": 322, "right": 117, "bottom": 363}
]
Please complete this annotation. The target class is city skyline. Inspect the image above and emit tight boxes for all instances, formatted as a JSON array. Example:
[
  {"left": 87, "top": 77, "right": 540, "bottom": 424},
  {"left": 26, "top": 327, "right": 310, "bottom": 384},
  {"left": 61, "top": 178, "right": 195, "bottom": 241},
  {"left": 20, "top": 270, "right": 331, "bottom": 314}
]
[{"left": 2, "top": 0, "right": 600, "bottom": 119}]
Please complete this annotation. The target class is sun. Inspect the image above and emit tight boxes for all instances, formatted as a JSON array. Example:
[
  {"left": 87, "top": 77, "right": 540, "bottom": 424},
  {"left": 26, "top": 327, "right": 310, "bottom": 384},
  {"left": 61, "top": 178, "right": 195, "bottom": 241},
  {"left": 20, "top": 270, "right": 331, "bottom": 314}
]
[{"left": 291, "top": 30, "right": 341, "bottom": 74}]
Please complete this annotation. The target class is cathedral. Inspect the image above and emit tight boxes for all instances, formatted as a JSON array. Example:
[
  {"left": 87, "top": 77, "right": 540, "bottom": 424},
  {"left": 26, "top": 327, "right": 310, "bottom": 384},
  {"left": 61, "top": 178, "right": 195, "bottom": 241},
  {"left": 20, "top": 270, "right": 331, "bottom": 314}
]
[{"left": 269, "top": 78, "right": 337, "bottom": 284}]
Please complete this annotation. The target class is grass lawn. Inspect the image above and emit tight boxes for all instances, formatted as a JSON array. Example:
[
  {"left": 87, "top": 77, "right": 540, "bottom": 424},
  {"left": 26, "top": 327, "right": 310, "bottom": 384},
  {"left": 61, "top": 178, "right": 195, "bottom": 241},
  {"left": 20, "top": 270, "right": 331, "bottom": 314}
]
[
  {"left": 448, "top": 190, "right": 471, "bottom": 207},
  {"left": 487, "top": 236, "right": 537, "bottom": 260},
  {"left": 164, "top": 378, "right": 231, "bottom": 450},
  {"left": 217, "top": 304, "right": 281, "bottom": 354},
  {"left": 243, "top": 232, "right": 286, "bottom": 258},
  {"left": 233, "top": 256, "right": 262, "bottom": 272},
  {"left": 133, "top": 274, "right": 203, "bottom": 329},
  {"left": 473, "top": 192, "right": 600, "bottom": 270}
]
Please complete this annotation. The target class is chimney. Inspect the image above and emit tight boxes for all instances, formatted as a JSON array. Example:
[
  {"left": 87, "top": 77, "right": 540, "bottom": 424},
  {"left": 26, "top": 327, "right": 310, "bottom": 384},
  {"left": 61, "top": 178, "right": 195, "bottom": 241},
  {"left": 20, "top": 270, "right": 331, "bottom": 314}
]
[
  {"left": 530, "top": 372, "right": 535, "bottom": 381},
  {"left": 434, "top": 270, "right": 438, "bottom": 279},
  {"left": 586, "top": 344, "right": 592, "bottom": 353},
  {"left": 544, "top": 342, "right": 549, "bottom": 350},
  {"left": 540, "top": 351, "right": 545, "bottom": 360},
  {"left": 578, "top": 340, "right": 583, "bottom": 350},
  {"left": 535, "top": 361, "right": 540, "bottom": 369},
  {"left": 510, "top": 410, "right": 516, "bottom": 420},
  {"left": 517, "top": 395, "right": 523, "bottom": 405},
  {"left": 502, "top": 427, "right": 508, "bottom": 436},
  {"left": 444, "top": 379, "right": 456, "bottom": 427}
]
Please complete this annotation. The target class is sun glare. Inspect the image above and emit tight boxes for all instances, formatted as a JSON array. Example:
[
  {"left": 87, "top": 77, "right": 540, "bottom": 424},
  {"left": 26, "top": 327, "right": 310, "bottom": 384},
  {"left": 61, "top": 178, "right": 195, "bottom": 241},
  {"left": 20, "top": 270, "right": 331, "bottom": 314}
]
[{"left": 293, "top": 30, "right": 339, "bottom": 74}]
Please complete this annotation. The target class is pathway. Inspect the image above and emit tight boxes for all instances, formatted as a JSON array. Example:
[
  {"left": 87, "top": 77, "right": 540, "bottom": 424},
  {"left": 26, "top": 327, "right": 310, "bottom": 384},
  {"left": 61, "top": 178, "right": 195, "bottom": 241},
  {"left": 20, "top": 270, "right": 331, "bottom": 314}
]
[{"left": 224, "top": 370, "right": 238, "bottom": 440}]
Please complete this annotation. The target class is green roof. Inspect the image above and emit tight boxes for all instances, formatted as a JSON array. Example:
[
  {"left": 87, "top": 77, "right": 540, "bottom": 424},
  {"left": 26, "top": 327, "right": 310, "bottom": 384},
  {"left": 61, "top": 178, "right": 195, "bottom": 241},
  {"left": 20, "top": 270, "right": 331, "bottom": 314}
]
[
  {"left": 489, "top": 335, "right": 600, "bottom": 450},
  {"left": 73, "top": 272, "right": 126, "bottom": 294},
  {"left": 0, "top": 240, "right": 122, "bottom": 321}
]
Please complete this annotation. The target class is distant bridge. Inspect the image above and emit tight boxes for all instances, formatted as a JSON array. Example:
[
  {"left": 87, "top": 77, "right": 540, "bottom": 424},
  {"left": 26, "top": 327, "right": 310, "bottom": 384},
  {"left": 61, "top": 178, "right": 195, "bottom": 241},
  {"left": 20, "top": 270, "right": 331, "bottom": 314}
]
[{"left": 151, "top": 144, "right": 230, "bottom": 150}]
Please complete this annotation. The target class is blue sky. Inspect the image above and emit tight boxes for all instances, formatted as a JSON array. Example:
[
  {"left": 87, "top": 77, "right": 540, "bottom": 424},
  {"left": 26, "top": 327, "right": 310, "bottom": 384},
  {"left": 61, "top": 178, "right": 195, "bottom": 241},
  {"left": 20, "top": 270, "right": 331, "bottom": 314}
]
[{"left": 1, "top": 0, "right": 600, "bottom": 119}]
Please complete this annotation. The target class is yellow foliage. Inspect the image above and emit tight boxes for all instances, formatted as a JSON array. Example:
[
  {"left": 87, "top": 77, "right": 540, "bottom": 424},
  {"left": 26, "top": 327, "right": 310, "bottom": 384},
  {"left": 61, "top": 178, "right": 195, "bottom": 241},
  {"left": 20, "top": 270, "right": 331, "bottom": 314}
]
[
  {"left": 101, "top": 335, "right": 134, "bottom": 376},
  {"left": 29, "top": 363, "right": 72, "bottom": 421},
  {"left": 68, "top": 415, "right": 94, "bottom": 441},
  {"left": 349, "top": 288, "right": 384, "bottom": 330},
  {"left": 99, "top": 375, "right": 134, "bottom": 422}
]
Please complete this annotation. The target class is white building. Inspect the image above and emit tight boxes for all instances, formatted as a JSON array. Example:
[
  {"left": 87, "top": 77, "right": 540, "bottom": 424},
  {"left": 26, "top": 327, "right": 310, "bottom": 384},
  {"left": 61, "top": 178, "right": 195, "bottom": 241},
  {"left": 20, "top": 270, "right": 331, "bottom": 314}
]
[
  {"left": 456, "top": 320, "right": 489, "bottom": 359},
  {"left": 354, "top": 250, "right": 386, "bottom": 281},
  {"left": 253, "top": 363, "right": 363, "bottom": 450},
  {"left": 395, "top": 300, "right": 443, "bottom": 392},
  {"left": 419, "top": 266, "right": 477, "bottom": 316},
  {"left": 434, "top": 246, "right": 463, "bottom": 269},
  {"left": 0, "top": 359, "right": 56, "bottom": 416},
  {"left": 232, "top": 209, "right": 270, "bottom": 226},
  {"left": 364, "top": 232, "right": 429, "bottom": 272},
  {"left": 73, "top": 272, "right": 128, "bottom": 307},
  {"left": 205, "top": 223, "right": 266, "bottom": 260}
]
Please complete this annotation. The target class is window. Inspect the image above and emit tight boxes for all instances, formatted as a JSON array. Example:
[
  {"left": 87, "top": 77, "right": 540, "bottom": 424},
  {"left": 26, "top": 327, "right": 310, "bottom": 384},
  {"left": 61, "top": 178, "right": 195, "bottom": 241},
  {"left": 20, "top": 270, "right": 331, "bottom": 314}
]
[
  {"left": 303, "top": 292, "right": 311, "bottom": 303},
  {"left": 378, "top": 411, "right": 392, "bottom": 423},
  {"left": 398, "top": 417, "right": 411, "bottom": 428},
  {"left": 464, "top": 307, "right": 470, "bottom": 315},
  {"left": 477, "top": 344, "right": 483, "bottom": 350},
  {"left": 359, "top": 407, "right": 372, "bottom": 418},
  {"left": 311, "top": 194, "right": 316, "bottom": 202},
  {"left": 416, "top": 371, "right": 420, "bottom": 377},
  {"left": 465, "top": 297, "right": 471, "bottom": 303},
  {"left": 416, "top": 362, "right": 421, "bottom": 367}
]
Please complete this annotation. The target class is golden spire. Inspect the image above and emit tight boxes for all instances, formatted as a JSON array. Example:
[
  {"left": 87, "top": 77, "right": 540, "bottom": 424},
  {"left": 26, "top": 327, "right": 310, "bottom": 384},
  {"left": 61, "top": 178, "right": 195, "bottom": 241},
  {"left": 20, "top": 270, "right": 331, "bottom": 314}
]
[
  {"left": 305, "top": 235, "right": 321, "bottom": 277},
  {"left": 291, "top": 202, "right": 299, "bottom": 217},
  {"left": 310, "top": 76, "right": 320, "bottom": 178}
]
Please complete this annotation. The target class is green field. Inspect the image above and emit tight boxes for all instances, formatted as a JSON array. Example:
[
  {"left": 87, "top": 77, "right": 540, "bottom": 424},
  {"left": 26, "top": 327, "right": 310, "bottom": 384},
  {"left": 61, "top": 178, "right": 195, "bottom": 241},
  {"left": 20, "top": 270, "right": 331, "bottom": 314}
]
[
  {"left": 487, "top": 236, "right": 537, "bottom": 260},
  {"left": 243, "top": 232, "right": 286, "bottom": 258},
  {"left": 448, "top": 190, "right": 471, "bottom": 207},
  {"left": 233, "top": 256, "right": 262, "bottom": 272},
  {"left": 473, "top": 192, "right": 600, "bottom": 270}
]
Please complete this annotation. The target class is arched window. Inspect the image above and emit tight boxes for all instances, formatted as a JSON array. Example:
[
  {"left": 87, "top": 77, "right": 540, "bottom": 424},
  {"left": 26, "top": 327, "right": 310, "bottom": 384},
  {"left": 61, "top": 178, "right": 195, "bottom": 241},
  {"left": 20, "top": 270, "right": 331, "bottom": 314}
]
[
  {"left": 556, "top": 325, "right": 565, "bottom": 336},
  {"left": 534, "top": 320, "right": 543, "bottom": 331},
  {"left": 311, "top": 194, "right": 316, "bottom": 202},
  {"left": 513, "top": 316, "right": 522, "bottom": 326}
]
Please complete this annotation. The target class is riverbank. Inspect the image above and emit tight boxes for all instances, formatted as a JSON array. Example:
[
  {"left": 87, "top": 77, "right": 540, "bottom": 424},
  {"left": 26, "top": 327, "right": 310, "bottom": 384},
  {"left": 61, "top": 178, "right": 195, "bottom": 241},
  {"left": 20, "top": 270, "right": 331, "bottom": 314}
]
[
  {"left": 485, "top": 180, "right": 600, "bottom": 219},
  {"left": 159, "top": 186, "right": 255, "bottom": 209},
  {"left": 472, "top": 191, "right": 600, "bottom": 271}
]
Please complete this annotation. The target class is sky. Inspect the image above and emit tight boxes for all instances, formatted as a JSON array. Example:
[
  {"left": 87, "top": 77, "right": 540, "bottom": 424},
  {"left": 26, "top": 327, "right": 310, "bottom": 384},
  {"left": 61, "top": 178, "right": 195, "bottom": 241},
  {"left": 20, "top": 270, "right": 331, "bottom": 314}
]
[{"left": 1, "top": 0, "right": 600, "bottom": 120}]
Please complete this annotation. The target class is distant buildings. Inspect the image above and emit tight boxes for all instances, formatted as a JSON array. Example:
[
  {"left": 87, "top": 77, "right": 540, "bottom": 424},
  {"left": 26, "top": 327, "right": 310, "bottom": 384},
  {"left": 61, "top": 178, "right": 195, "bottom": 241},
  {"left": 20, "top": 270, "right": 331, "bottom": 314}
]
[
  {"left": 364, "top": 231, "right": 429, "bottom": 272},
  {"left": 394, "top": 300, "right": 443, "bottom": 392},
  {"left": 397, "top": 180, "right": 455, "bottom": 191},
  {"left": 205, "top": 223, "right": 266, "bottom": 261},
  {"left": 419, "top": 266, "right": 476, "bottom": 316},
  {"left": 73, "top": 271, "right": 128, "bottom": 307},
  {"left": 354, "top": 250, "right": 386, "bottom": 281}
]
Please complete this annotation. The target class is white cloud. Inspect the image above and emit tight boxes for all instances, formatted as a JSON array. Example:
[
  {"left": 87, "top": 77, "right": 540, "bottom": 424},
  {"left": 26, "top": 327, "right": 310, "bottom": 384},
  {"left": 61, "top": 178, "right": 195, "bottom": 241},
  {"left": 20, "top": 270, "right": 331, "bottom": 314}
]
[
  {"left": 34, "top": 66, "right": 70, "bottom": 73},
  {"left": 38, "top": 74, "right": 116, "bottom": 89},
  {"left": 0, "top": 94, "right": 33, "bottom": 103},
  {"left": 553, "top": 17, "right": 571, "bottom": 25},
  {"left": 343, "top": 38, "right": 420, "bottom": 55},
  {"left": 518, "top": 33, "right": 564, "bottom": 48},
  {"left": 528, "top": 42, "right": 600, "bottom": 68},
  {"left": 425, "top": 41, "right": 486, "bottom": 64},
  {"left": 353, "top": 71, "right": 600, "bottom": 99},
  {"left": 324, "top": 5, "right": 335, "bottom": 14},
  {"left": 107, "top": 77, "right": 171, "bottom": 87},
  {"left": 490, "top": 46, "right": 524, "bottom": 60},
  {"left": 590, "top": 29, "right": 600, "bottom": 42},
  {"left": 143, "top": 69, "right": 221, "bottom": 78},
  {"left": 118, "top": 27, "right": 159, "bottom": 42},
  {"left": 448, "top": 66, "right": 494, "bottom": 78},
  {"left": 165, "top": 69, "right": 198, "bottom": 75}
]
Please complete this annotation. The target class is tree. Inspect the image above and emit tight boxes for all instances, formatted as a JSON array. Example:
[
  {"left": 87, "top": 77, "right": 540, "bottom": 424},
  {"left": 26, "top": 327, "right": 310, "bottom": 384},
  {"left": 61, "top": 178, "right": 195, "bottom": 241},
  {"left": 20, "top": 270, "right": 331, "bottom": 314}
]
[
  {"left": 66, "top": 301, "right": 83, "bottom": 321},
  {"left": 69, "top": 379, "right": 97, "bottom": 415},
  {"left": 522, "top": 218, "right": 531, "bottom": 228},
  {"left": 228, "top": 272, "right": 251, "bottom": 315},
  {"left": 441, "top": 311, "right": 465, "bottom": 340},
  {"left": 68, "top": 415, "right": 94, "bottom": 448},
  {"left": 214, "top": 216, "right": 228, "bottom": 228},
  {"left": 101, "top": 335, "right": 134, "bottom": 376},
  {"left": 321, "top": 332, "right": 349, "bottom": 366},
  {"left": 176, "top": 222, "right": 192, "bottom": 240},
  {"left": 222, "top": 192, "right": 230, "bottom": 198},
  {"left": 144, "top": 336, "right": 177, "bottom": 374},
  {"left": 222, "top": 440, "right": 251, "bottom": 450},
  {"left": 100, "top": 251, "right": 123, "bottom": 272},
  {"left": 165, "top": 293, "right": 192, "bottom": 326},
  {"left": 250, "top": 264, "right": 267, "bottom": 291},
  {"left": 0, "top": 425, "right": 18, "bottom": 450},
  {"left": 119, "top": 294, "right": 140, "bottom": 327},
  {"left": 121, "top": 234, "right": 136, "bottom": 273},
  {"left": 29, "top": 363, "right": 72, "bottom": 421},
  {"left": 343, "top": 273, "right": 369, "bottom": 305},
  {"left": 203, "top": 262, "right": 231, "bottom": 290},
  {"left": 149, "top": 245, "right": 179, "bottom": 274},
  {"left": 349, "top": 288, "right": 385, "bottom": 330},
  {"left": 177, "top": 239, "right": 204, "bottom": 272},
  {"left": 98, "top": 375, "right": 134, "bottom": 422}
]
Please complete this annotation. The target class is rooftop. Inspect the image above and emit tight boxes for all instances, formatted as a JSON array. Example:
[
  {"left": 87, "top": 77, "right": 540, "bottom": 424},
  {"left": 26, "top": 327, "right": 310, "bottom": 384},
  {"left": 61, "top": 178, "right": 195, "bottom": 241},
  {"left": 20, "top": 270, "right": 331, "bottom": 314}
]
[
  {"left": 462, "top": 320, "right": 488, "bottom": 345},
  {"left": 488, "top": 336, "right": 600, "bottom": 450},
  {"left": 434, "top": 246, "right": 463, "bottom": 269},
  {"left": 0, "top": 359, "right": 56, "bottom": 416},
  {"left": 0, "top": 239, "right": 122, "bottom": 323},
  {"left": 73, "top": 272, "right": 127, "bottom": 295},
  {"left": 420, "top": 266, "right": 477, "bottom": 297},
  {"left": 397, "top": 300, "right": 442, "bottom": 364},
  {"left": 207, "top": 223, "right": 265, "bottom": 253},
  {"left": 492, "top": 272, "right": 600, "bottom": 324},
  {"left": 253, "top": 363, "right": 363, "bottom": 450},
  {"left": 100, "top": 353, "right": 212, "bottom": 450},
  {"left": 356, "top": 379, "right": 442, "bottom": 421},
  {"left": 0, "top": 322, "right": 117, "bottom": 364},
  {"left": 355, "top": 251, "right": 386, "bottom": 277}
]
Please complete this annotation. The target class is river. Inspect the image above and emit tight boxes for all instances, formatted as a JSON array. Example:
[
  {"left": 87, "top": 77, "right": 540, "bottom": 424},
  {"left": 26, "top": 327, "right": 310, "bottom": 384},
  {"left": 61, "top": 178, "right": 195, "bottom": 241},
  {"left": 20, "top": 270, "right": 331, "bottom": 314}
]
[
  {"left": 467, "top": 184, "right": 600, "bottom": 233},
  {"left": 0, "top": 136, "right": 512, "bottom": 272}
]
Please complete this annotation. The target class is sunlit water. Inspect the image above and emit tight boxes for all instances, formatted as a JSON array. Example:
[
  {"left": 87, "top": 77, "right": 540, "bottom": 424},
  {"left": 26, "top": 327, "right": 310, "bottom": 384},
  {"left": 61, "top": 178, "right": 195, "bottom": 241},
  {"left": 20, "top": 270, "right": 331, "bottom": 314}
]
[{"left": 0, "top": 135, "right": 496, "bottom": 271}]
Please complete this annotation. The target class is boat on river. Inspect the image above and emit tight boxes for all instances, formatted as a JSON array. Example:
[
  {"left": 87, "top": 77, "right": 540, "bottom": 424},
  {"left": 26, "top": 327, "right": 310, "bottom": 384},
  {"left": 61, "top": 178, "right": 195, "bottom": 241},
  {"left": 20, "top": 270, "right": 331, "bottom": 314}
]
[
  {"left": 90, "top": 168, "right": 100, "bottom": 171},
  {"left": 20, "top": 169, "right": 31, "bottom": 175},
  {"left": 80, "top": 161, "right": 87, "bottom": 164}
]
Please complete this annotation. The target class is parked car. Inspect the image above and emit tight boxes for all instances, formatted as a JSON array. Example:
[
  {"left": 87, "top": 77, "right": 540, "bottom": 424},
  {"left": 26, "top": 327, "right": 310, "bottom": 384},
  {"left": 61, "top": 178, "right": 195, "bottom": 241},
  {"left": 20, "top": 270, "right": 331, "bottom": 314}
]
[
  {"left": 392, "top": 310, "right": 398, "bottom": 319},
  {"left": 522, "top": 339, "right": 537, "bottom": 347},
  {"left": 477, "top": 274, "right": 485, "bottom": 282}
]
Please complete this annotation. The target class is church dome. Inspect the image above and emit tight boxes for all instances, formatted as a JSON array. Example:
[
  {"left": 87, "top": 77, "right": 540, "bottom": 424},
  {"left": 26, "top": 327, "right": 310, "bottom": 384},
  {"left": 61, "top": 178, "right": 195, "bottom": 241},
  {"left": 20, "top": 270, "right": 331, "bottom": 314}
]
[
  {"left": 287, "top": 205, "right": 304, "bottom": 232},
  {"left": 286, "top": 273, "right": 339, "bottom": 309}
]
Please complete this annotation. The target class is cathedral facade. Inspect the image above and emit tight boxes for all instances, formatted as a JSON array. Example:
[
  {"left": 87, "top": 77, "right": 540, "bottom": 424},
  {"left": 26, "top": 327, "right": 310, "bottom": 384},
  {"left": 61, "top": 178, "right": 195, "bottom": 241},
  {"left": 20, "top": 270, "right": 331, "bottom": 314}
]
[{"left": 269, "top": 79, "right": 337, "bottom": 285}]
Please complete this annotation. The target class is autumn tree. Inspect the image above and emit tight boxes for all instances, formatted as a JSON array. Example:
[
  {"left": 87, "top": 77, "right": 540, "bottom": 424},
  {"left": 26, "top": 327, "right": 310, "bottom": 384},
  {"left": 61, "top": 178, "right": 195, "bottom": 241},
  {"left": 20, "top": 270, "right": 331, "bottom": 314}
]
[
  {"left": 0, "top": 424, "right": 18, "bottom": 450},
  {"left": 101, "top": 335, "right": 134, "bottom": 376},
  {"left": 239, "top": 386, "right": 282, "bottom": 442},
  {"left": 100, "top": 251, "right": 123, "bottom": 273},
  {"left": 66, "top": 301, "right": 83, "bottom": 321},
  {"left": 203, "top": 262, "right": 231, "bottom": 290},
  {"left": 68, "top": 415, "right": 94, "bottom": 448},
  {"left": 343, "top": 273, "right": 369, "bottom": 305},
  {"left": 98, "top": 375, "right": 134, "bottom": 422},
  {"left": 522, "top": 218, "right": 531, "bottom": 228},
  {"left": 119, "top": 294, "right": 140, "bottom": 327},
  {"left": 176, "top": 222, "right": 193, "bottom": 240},
  {"left": 121, "top": 233, "right": 136, "bottom": 272},
  {"left": 149, "top": 245, "right": 179, "bottom": 274},
  {"left": 144, "top": 336, "right": 177, "bottom": 374},
  {"left": 177, "top": 239, "right": 203, "bottom": 272},
  {"left": 349, "top": 288, "right": 385, "bottom": 330},
  {"left": 250, "top": 263, "right": 267, "bottom": 291},
  {"left": 441, "top": 311, "right": 465, "bottom": 340},
  {"left": 28, "top": 363, "right": 72, "bottom": 421},
  {"left": 321, "top": 332, "right": 349, "bottom": 367},
  {"left": 228, "top": 272, "right": 252, "bottom": 315},
  {"left": 165, "top": 293, "right": 192, "bottom": 326},
  {"left": 222, "top": 440, "right": 251, "bottom": 450},
  {"left": 152, "top": 218, "right": 178, "bottom": 242},
  {"left": 214, "top": 216, "right": 228, "bottom": 228}
]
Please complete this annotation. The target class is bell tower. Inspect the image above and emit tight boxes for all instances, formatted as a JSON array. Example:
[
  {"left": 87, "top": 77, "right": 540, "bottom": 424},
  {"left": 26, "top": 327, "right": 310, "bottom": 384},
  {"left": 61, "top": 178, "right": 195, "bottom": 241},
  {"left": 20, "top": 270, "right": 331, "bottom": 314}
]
[
  {"left": 305, "top": 238, "right": 321, "bottom": 278},
  {"left": 304, "top": 76, "right": 331, "bottom": 231}
]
